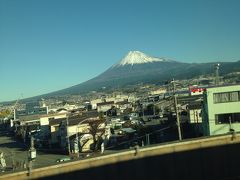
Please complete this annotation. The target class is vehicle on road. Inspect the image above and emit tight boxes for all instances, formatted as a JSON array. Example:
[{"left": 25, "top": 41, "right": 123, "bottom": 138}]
[{"left": 56, "top": 157, "right": 72, "bottom": 163}]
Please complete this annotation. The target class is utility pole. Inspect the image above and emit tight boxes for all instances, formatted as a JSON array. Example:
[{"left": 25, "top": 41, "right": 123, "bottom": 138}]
[
  {"left": 75, "top": 126, "right": 79, "bottom": 155},
  {"left": 153, "top": 104, "right": 156, "bottom": 116},
  {"left": 142, "top": 103, "right": 145, "bottom": 119},
  {"left": 214, "top": 63, "right": 220, "bottom": 85},
  {"left": 28, "top": 135, "right": 36, "bottom": 176},
  {"left": 172, "top": 79, "right": 182, "bottom": 141},
  {"left": 11, "top": 151, "right": 14, "bottom": 171},
  {"left": 146, "top": 134, "right": 150, "bottom": 145},
  {"left": 66, "top": 114, "right": 71, "bottom": 155}
]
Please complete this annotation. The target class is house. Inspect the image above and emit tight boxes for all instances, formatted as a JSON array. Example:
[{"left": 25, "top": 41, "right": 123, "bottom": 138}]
[
  {"left": 58, "top": 112, "right": 108, "bottom": 153},
  {"left": 14, "top": 112, "right": 67, "bottom": 144},
  {"left": 187, "top": 102, "right": 202, "bottom": 124},
  {"left": 97, "top": 101, "right": 114, "bottom": 113},
  {"left": 105, "top": 94, "right": 129, "bottom": 103},
  {"left": 46, "top": 113, "right": 68, "bottom": 146},
  {"left": 56, "top": 108, "right": 68, "bottom": 114},
  {"left": 63, "top": 103, "right": 78, "bottom": 111},
  {"left": 14, "top": 101, "right": 48, "bottom": 120},
  {"left": 59, "top": 116, "right": 92, "bottom": 152},
  {"left": 59, "top": 116, "right": 90, "bottom": 147},
  {"left": 91, "top": 98, "right": 104, "bottom": 110},
  {"left": 201, "top": 84, "right": 240, "bottom": 136},
  {"left": 115, "top": 101, "right": 132, "bottom": 114},
  {"left": 48, "top": 118, "right": 64, "bottom": 147},
  {"left": 128, "top": 94, "right": 139, "bottom": 103},
  {"left": 149, "top": 88, "right": 167, "bottom": 96},
  {"left": 14, "top": 115, "right": 41, "bottom": 142},
  {"left": 14, "top": 106, "right": 48, "bottom": 120}
]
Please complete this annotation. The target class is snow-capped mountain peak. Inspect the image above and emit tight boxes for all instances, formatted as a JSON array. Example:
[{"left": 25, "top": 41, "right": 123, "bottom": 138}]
[{"left": 116, "top": 51, "right": 168, "bottom": 66}]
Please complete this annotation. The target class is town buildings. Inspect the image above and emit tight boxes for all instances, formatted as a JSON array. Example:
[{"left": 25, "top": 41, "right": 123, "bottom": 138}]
[{"left": 1, "top": 82, "right": 240, "bottom": 156}]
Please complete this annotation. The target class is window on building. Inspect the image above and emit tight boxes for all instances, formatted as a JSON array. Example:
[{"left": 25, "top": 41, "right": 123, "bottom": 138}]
[
  {"left": 55, "top": 126, "right": 59, "bottom": 131},
  {"left": 215, "top": 113, "right": 240, "bottom": 124},
  {"left": 213, "top": 91, "right": 240, "bottom": 103},
  {"left": 229, "top": 91, "right": 239, "bottom": 101},
  {"left": 39, "top": 108, "right": 47, "bottom": 112},
  {"left": 18, "top": 111, "right": 27, "bottom": 116}
]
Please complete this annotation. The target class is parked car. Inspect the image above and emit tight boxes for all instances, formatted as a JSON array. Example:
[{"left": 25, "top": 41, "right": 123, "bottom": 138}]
[{"left": 56, "top": 157, "right": 72, "bottom": 163}]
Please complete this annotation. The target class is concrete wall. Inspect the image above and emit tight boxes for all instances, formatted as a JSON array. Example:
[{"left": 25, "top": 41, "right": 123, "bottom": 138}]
[{"left": 1, "top": 133, "right": 240, "bottom": 180}]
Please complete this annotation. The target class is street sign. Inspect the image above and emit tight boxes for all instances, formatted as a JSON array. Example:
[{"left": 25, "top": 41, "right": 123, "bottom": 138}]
[{"left": 29, "top": 148, "right": 36, "bottom": 160}]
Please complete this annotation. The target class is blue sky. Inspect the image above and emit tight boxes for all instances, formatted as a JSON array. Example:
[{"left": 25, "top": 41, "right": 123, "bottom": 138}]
[{"left": 1, "top": 0, "right": 240, "bottom": 102}]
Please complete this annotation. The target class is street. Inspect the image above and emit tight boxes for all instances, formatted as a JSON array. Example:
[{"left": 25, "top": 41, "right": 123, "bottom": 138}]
[{"left": 0, "top": 127, "right": 69, "bottom": 173}]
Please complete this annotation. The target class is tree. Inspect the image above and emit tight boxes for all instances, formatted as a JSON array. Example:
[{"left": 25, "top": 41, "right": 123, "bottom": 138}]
[
  {"left": 88, "top": 119, "right": 105, "bottom": 151},
  {"left": 107, "top": 106, "right": 117, "bottom": 116},
  {"left": 0, "top": 109, "right": 11, "bottom": 118}
]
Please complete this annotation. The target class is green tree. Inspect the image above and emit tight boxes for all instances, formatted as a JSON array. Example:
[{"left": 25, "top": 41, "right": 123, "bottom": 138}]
[{"left": 0, "top": 109, "right": 11, "bottom": 118}]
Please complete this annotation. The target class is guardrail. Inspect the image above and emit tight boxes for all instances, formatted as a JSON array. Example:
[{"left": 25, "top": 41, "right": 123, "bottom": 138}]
[{"left": 1, "top": 132, "right": 239, "bottom": 180}]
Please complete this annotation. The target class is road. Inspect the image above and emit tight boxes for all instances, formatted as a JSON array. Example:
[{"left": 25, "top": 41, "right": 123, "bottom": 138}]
[
  {"left": 0, "top": 126, "right": 122, "bottom": 174},
  {"left": 0, "top": 127, "right": 70, "bottom": 173}
]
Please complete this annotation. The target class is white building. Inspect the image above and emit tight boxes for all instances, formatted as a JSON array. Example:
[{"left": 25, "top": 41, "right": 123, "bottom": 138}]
[
  {"left": 201, "top": 84, "right": 240, "bottom": 136},
  {"left": 91, "top": 99, "right": 104, "bottom": 110}
]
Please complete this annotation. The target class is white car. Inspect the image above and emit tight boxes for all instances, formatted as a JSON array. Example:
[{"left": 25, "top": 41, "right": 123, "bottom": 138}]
[{"left": 56, "top": 157, "right": 71, "bottom": 162}]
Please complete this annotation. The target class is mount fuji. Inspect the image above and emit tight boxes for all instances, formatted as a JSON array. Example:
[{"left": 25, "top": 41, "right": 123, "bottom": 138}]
[
  {"left": 113, "top": 51, "right": 170, "bottom": 66},
  {"left": 22, "top": 51, "right": 240, "bottom": 100},
  {"left": 45, "top": 51, "right": 240, "bottom": 96},
  {"left": 52, "top": 51, "right": 185, "bottom": 95}
]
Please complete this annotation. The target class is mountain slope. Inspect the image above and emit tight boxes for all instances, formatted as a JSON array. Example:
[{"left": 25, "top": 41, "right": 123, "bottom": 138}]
[
  {"left": 18, "top": 51, "right": 240, "bottom": 102},
  {"left": 48, "top": 51, "right": 240, "bottom": 96}
]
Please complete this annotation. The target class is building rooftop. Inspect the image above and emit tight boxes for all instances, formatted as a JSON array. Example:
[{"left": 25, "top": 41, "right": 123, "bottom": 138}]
[
  {"left": 97, "top": 101, "right": 114, "bottom": 106},
  {"left": 49, "top": 118, "right": 65, "bottom": 126},
  {"left": 56, "top": 112, "right": 100, "bottom": 126},
  {"left": 187, "top": 102, "right": 202, "bottom": 110},
  {"left": 115, "top": 101, "right": 130, "bottom": 105},
  {"left": 205, "top": 83, "right": 240, "bottom": 90}
]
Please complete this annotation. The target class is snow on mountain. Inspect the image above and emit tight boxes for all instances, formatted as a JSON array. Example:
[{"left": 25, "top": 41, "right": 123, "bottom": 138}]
[{"left": 115, "top": 51, "right": 169, "bottom": 67}]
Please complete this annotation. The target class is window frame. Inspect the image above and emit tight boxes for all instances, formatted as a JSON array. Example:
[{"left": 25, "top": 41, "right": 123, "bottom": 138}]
[
  {"left": 215, "top": 112, "right": 240, "bottom": 124},
  {"left": 213, "top": 91, "right": 240, "bottom": 104}
]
